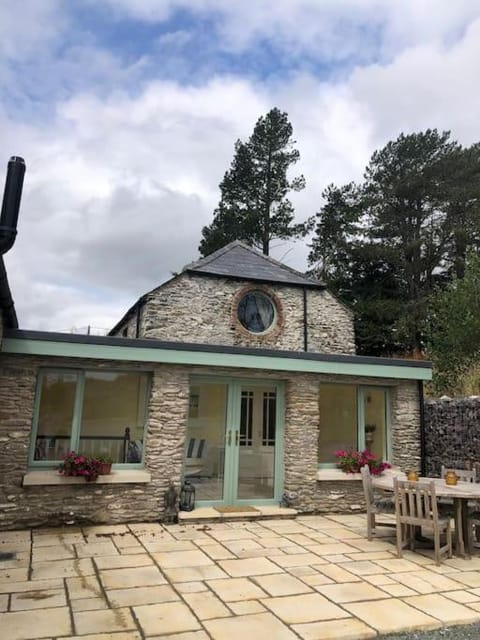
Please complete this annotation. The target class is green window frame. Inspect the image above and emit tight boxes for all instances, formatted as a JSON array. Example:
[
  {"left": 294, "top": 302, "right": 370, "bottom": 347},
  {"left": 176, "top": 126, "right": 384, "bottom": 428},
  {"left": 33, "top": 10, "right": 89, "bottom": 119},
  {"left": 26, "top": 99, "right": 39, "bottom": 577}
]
[
  {"left": 318, "top": 384, "right": 391, "bottom": 468},
  {"left": 29, "top": 368, "right": 151, "bottom": 468}
]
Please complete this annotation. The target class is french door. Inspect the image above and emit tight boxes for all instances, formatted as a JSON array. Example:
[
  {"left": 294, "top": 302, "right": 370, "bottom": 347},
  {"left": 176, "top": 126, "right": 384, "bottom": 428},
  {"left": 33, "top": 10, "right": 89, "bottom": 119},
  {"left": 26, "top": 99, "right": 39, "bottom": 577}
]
[{"left": 184, "top": 378, "right": 284, "bottom": 506}]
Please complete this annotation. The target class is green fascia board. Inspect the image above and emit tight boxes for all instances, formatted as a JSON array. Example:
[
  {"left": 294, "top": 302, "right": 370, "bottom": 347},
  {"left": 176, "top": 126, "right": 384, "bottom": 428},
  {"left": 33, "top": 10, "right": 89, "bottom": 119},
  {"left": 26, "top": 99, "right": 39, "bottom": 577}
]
[{"left": 2, "top": 337, "right": 432, "bottom": 381}]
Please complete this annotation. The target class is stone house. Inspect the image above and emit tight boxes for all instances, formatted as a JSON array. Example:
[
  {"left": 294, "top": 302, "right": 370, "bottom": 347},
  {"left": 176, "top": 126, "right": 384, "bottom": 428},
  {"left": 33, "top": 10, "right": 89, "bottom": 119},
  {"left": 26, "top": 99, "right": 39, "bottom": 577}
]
[{"left": 0, "top": 241, "right": 431, "bottom": 530}]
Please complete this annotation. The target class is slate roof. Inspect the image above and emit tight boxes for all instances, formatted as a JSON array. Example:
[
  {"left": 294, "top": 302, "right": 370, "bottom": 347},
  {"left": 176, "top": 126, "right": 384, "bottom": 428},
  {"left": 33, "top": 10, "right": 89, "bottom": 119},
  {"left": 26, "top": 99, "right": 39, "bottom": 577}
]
[{"left": 183, "top": 241, "right": 325, "bottom": 289}]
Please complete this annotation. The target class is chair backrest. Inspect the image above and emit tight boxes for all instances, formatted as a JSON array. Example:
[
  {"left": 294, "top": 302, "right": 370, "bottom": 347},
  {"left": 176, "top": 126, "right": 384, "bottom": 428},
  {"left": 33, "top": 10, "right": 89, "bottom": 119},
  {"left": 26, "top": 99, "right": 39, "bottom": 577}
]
[
  {"left": 360, "top": 464, "right": 373, "bottom": 505},
  {"left": 394, "top": 478, "right": 438, "bottom": 526},
  {"left": 440, "top": 466, "right": 476, "bottom": 483},
  {"left": 186, "top": 438, "right": 206, "bottom": 459}
]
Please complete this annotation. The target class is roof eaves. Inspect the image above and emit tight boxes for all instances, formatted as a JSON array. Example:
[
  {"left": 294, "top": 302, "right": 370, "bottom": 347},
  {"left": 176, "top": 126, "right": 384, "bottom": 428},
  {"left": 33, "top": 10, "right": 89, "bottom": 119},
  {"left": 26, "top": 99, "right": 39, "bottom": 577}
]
[
  {"left": 186, "top": 269, "right": 326, "bottom": 289},
  {"left": 4, "top": 328, "right": 433, "bottom": 370},
  {"left": 107, "top": 273, "right": 180, "bottom": 336},
  {"left": 0, "top": 256, "right": 18, "bottom": 329}
]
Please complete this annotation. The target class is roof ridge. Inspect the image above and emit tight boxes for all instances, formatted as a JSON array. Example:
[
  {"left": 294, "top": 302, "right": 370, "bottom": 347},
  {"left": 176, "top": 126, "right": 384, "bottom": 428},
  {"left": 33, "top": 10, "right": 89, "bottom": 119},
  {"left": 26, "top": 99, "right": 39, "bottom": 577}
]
[
  {"left": 247, "top": 244, "right": 320, "bottom": 283},
  {"left": 184, "top": 240, "right": 323, "bottom": 286},
  {"left": 182, "top": 240, "right": 245, "bottom": 272}
]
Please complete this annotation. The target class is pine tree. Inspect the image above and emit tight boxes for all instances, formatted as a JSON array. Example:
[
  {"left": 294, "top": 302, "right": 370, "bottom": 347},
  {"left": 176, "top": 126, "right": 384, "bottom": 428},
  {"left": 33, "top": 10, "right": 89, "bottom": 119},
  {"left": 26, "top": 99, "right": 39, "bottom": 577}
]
[
  {"left": 199, "top": 108, "right": 306, "bottom": 256},
  {"left": 308, "top": 129, "right": 480, "bottom": 355}
]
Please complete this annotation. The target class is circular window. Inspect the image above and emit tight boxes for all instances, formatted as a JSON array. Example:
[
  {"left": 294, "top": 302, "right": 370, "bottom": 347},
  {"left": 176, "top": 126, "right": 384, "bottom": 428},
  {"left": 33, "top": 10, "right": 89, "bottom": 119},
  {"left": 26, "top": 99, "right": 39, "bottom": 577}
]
[{"left": 237, "top": 290, "right": 276, "bottom": 334}]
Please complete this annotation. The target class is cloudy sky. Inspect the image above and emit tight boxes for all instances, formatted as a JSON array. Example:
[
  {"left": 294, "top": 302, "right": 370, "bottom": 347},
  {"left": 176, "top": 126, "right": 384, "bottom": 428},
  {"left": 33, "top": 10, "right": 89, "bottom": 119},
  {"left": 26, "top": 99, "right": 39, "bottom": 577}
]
[{"left": 2, "top": 1, "right": 480, "bottom": 333}]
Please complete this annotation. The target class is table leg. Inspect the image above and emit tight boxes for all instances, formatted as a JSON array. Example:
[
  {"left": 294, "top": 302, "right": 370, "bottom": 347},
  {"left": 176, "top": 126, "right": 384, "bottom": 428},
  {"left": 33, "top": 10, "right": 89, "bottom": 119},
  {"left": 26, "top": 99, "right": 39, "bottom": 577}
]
[
  {"left": 453, "top": 498, "right": 470, "bottom": 558},
  {"left": 461, "top": 500, "right": 472, "bottom": 557}
]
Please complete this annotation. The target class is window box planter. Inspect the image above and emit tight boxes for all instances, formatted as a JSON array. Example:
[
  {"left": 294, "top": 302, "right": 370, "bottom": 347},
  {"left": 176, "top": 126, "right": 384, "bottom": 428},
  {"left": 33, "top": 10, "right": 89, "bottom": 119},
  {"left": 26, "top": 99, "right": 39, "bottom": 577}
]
[{"left": 98, "top": 462, "right": 112, "bottom": 475}]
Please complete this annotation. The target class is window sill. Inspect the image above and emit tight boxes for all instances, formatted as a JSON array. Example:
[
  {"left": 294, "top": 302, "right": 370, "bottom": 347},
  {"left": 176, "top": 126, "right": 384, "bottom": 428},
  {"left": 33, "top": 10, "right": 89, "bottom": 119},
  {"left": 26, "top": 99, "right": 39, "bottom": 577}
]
[
  {"left": 317, "top": 467, "right": 398, "bottom": 482},
  {"left": 23, "top": 469, "right": 151, "bottom": 486}
]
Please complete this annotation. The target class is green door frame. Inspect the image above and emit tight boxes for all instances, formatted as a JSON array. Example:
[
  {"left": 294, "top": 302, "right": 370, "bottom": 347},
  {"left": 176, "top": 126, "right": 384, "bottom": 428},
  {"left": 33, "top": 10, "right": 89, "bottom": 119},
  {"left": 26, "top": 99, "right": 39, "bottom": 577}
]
[
  {"left": 190, "top": 376, "right": 284, "bottom": 507},
  {"left": 319, "top": 383, "right": 391, "bottom": 468},
  {"left": 358, "top": 386, "right": 391, "bottom": 462}
]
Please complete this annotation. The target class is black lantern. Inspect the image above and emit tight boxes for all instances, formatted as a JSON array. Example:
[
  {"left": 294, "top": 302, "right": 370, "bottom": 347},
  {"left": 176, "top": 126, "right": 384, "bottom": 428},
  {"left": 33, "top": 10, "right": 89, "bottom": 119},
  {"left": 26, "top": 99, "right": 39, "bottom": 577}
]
[
  {"left": 163, "top": 480, "right": 179, "bottom": 523},
  {"left": 179, "top": 480, "right": 195, "bottom": 511}
]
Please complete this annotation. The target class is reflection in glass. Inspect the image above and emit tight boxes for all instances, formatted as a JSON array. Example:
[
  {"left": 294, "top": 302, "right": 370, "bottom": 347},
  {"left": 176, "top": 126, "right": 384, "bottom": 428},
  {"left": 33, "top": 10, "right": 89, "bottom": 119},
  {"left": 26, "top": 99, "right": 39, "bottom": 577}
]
[
  {"left": 364, "top": 388, "right": 387, "bottom": 461},
  {"left": 238, "top": 291, "right": 275, "bottom": 333},
  {"left": 184, "top": 383, "right": 228, "bottom": 501},
  {"left": 80, "top": 372, "right": 149, "bottom": 463},
  {"left": 318, "top": 384, "right": 357, "bottom": 464},
  {"left": 34, "top": 372, "right": 78, "bottom": 461},
  {"left": 237, "top": 385, "right": 276, "bottom": 500}
]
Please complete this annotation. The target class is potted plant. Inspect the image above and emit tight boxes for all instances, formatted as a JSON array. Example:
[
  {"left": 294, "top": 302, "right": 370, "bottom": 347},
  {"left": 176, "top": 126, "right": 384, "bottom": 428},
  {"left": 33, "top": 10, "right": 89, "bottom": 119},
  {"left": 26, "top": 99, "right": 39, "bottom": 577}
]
[
  {"left": 97, "top": 455, "right": 113, "bottom": 475},
  {"left": 334, "top": 449, "right": 391, "bottom": 476},
  {"left": 58, "top": 451, "right": 101, "bottom": 482}
]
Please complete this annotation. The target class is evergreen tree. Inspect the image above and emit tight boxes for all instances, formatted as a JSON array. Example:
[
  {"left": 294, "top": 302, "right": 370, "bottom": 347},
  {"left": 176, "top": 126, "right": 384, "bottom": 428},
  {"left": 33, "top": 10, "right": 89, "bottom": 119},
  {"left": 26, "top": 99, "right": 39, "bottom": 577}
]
[
  {"left": 200, "top": 108, "right": 306, "bottom": 256},
  {"left": 428, "top": 252, "right": 480, "bottom": 394},
  {"left": 308, "top": 129, "right": 480, "bottom": 356},
  {"left": 362, "top": 129, "right": 459, "bottom": 352}
]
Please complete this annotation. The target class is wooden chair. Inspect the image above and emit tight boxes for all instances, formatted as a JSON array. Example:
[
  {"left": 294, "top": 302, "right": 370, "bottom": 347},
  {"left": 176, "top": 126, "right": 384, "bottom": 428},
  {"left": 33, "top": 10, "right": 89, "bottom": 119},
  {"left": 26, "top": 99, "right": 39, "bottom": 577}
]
[
  {"left": 440, "top": 466, "right": 476, "bottom": 483},
  {"left": 440, "top": 466, "right": 480, "bottom": 550},
  {"left": 361, "top": 465, "right": 395, "bottom": 541},
  {"left": 394, "top": 478, "right": 452, "bottom": 565}
]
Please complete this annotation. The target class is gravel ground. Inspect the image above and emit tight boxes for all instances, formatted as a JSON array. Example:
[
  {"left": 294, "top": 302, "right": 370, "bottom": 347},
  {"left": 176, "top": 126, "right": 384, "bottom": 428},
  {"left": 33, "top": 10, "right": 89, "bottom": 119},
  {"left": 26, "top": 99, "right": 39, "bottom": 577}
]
[{"left": 378, "top": 623, "right": 480, "bottom": 639}]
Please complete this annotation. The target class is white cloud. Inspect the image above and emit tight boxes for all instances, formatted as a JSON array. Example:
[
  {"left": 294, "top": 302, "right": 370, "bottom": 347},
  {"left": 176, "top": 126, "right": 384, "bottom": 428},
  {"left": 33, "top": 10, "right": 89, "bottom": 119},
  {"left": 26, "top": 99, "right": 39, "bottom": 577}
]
[
  {"left": 100, "top": 0, "right": 480, "bottom": 61},
  {"left": 0, "top": 0, "right": 63, "bottom": 61},
  {"left": 2, "top": 3, "right": 480, "bottom": 333}
]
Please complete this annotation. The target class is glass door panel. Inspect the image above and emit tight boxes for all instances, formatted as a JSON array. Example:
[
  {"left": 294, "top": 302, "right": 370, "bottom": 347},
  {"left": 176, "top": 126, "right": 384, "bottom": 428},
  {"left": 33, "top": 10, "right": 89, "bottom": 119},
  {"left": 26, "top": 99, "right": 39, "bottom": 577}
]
[
  {"left": 185, "top": 382, "right": 228, "bottom": 501},
  {"left": 363, "top": 388, "right": 387, "bottom": 460},
  {"left": 236, "top": 385, "right": 276, "bottom": 500}
]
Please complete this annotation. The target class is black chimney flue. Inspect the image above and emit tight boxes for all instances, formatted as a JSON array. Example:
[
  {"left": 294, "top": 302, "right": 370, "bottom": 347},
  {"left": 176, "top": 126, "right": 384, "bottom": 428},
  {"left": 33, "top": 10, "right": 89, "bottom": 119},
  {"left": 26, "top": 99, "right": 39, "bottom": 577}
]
[{"left": 0, "top": 156, "right": 26, "bottom": 255}]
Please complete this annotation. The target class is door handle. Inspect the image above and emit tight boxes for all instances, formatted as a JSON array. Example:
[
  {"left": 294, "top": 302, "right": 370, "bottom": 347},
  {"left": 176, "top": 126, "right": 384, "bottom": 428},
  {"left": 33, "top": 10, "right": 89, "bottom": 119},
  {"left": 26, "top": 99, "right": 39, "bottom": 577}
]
[
  {"left": 227, "top": 430, "right": 232, "bottom": 446},
  {"left": 235, "top": 431, "right": 239, "bottom": 446}
]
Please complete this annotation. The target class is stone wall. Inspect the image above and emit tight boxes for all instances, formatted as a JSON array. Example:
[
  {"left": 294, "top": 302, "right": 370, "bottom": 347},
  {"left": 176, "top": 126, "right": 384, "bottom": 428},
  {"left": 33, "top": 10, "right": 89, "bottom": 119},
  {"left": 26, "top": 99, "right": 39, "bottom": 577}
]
[
  {"left": 112, "top": 273, "right": 356, "bottom": 355},
  {"left": 0, "top": 354, "right": 191, "bottom": 530},
  {"left": 424, "top": 396, "right": 480, "bottom": 476},
  {"left": 391, "top": 381, "right": 422, "bottom": 474},
  {"left": 0, "top": 353, "right": 420, "bottom": 529}
]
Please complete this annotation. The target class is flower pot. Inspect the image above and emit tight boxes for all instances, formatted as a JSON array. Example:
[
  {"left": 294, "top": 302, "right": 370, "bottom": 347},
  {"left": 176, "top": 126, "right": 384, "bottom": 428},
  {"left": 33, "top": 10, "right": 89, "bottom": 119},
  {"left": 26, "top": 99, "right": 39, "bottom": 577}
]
[{"left": 98, "top": 462, "right": 112, "bottom": 475}]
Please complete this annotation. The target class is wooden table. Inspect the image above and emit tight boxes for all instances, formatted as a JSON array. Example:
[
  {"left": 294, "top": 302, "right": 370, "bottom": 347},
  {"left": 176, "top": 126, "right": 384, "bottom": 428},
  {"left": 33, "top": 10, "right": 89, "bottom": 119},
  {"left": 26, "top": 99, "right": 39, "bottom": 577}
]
[{"left": 372, "top": 473, "right": 480, "bottom": 557}]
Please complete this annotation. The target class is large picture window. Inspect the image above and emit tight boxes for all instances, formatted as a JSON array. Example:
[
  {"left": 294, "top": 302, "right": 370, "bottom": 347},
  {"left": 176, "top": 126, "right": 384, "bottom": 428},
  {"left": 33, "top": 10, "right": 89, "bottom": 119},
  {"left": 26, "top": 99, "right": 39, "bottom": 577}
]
[
  {"left": 31, "top": 369, "right": 150, "bottom": 466},
  {"left": 318, "top": 384, "right": 389, "bottom": 466}
]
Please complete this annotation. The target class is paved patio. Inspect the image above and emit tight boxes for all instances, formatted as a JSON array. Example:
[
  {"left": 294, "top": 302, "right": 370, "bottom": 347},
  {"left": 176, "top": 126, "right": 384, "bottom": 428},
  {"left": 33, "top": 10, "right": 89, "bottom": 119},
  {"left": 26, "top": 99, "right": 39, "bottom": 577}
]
[{"left": 2, "top": 514, "right": 480, "bottom": 640}]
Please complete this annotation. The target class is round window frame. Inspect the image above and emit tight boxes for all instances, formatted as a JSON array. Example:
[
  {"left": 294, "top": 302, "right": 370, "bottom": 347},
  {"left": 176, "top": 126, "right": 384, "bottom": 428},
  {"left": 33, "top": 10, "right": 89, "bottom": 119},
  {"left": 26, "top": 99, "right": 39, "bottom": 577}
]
[{"left": 233, "top": 286, "right": 283, "bottom": 338}]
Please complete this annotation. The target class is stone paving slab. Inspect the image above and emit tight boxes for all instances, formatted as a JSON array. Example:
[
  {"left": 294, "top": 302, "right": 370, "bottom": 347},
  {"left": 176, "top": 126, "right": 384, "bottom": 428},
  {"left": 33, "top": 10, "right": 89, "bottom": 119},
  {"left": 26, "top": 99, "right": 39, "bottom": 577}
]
[
  {"left": 107, "top": 584, "right": 179, "bottom": 607},
  {"left": 0, "top": 567, "right": 28, "bottom": 582},
  {"left": 403, "top": 593, "right": 480, "bottom": 625},
  {"left": 94, "top": 553, "right": 153, "bottom": 570},
  {"left": 10, "top": 587, "right": 67, "bottom": 611},
  {"left": 100, "top": 565, "right": 167, "bottom": 589},
  {"left": 182, "top": 590, "right": 231, "bottom": 620},
  {"left": 344, "top": 598, "right": 442, "bottom": 634},
  {"left": 0, "top": 606, "right": 71, "bottom": 639},
  {"left": 207, "top": 577, "right": 268, "bottom": 601},
  {"left": 58, "top": 634, "right": 141, "bottom": 640},
  {"left": 71, "top": 596, "right": 108, "bottom": 612},
  {"left": 203, "top": 611, "right": 297, "bottom": 639},
  {"left": 3, "top": 515, "right": 480, "bottom": 638},
  {"left": 261, "top": 592, "right": 350, "bottom": 624},
  {"left": 252, "top": 572, "right": 313, "bottom": 596},
  {"left": 73, "top": 607, "right": 137, "bottom": 635},
  {"left": 292, "top": 618, "right": 377, "bottom": 639},
  {"left": 133, "top": 601, "right": 202, "bottom": 635},
  {"left": 32, "top": 557, "right": 95, "bottom": 580}
]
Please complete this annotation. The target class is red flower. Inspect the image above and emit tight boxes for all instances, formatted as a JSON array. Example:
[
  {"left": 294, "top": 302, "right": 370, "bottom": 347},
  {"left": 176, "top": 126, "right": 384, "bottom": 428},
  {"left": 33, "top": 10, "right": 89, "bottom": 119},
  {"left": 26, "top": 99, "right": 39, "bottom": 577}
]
[{"left": 334, "top": 449, "right": 391, "bottom": 475}]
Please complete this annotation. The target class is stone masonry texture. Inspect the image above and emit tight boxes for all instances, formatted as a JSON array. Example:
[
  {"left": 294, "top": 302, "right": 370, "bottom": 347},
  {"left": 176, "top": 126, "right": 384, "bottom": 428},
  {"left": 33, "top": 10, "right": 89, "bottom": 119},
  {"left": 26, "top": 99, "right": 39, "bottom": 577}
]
[
  {"left": 112, "top": 273, "right": 356, "bottom": 355},
  {"left": 0, "top": 352, "right": 421, "bottom": 529},
  {"left": 424, "top": 396, "right": 480, "bottom": 477}
]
